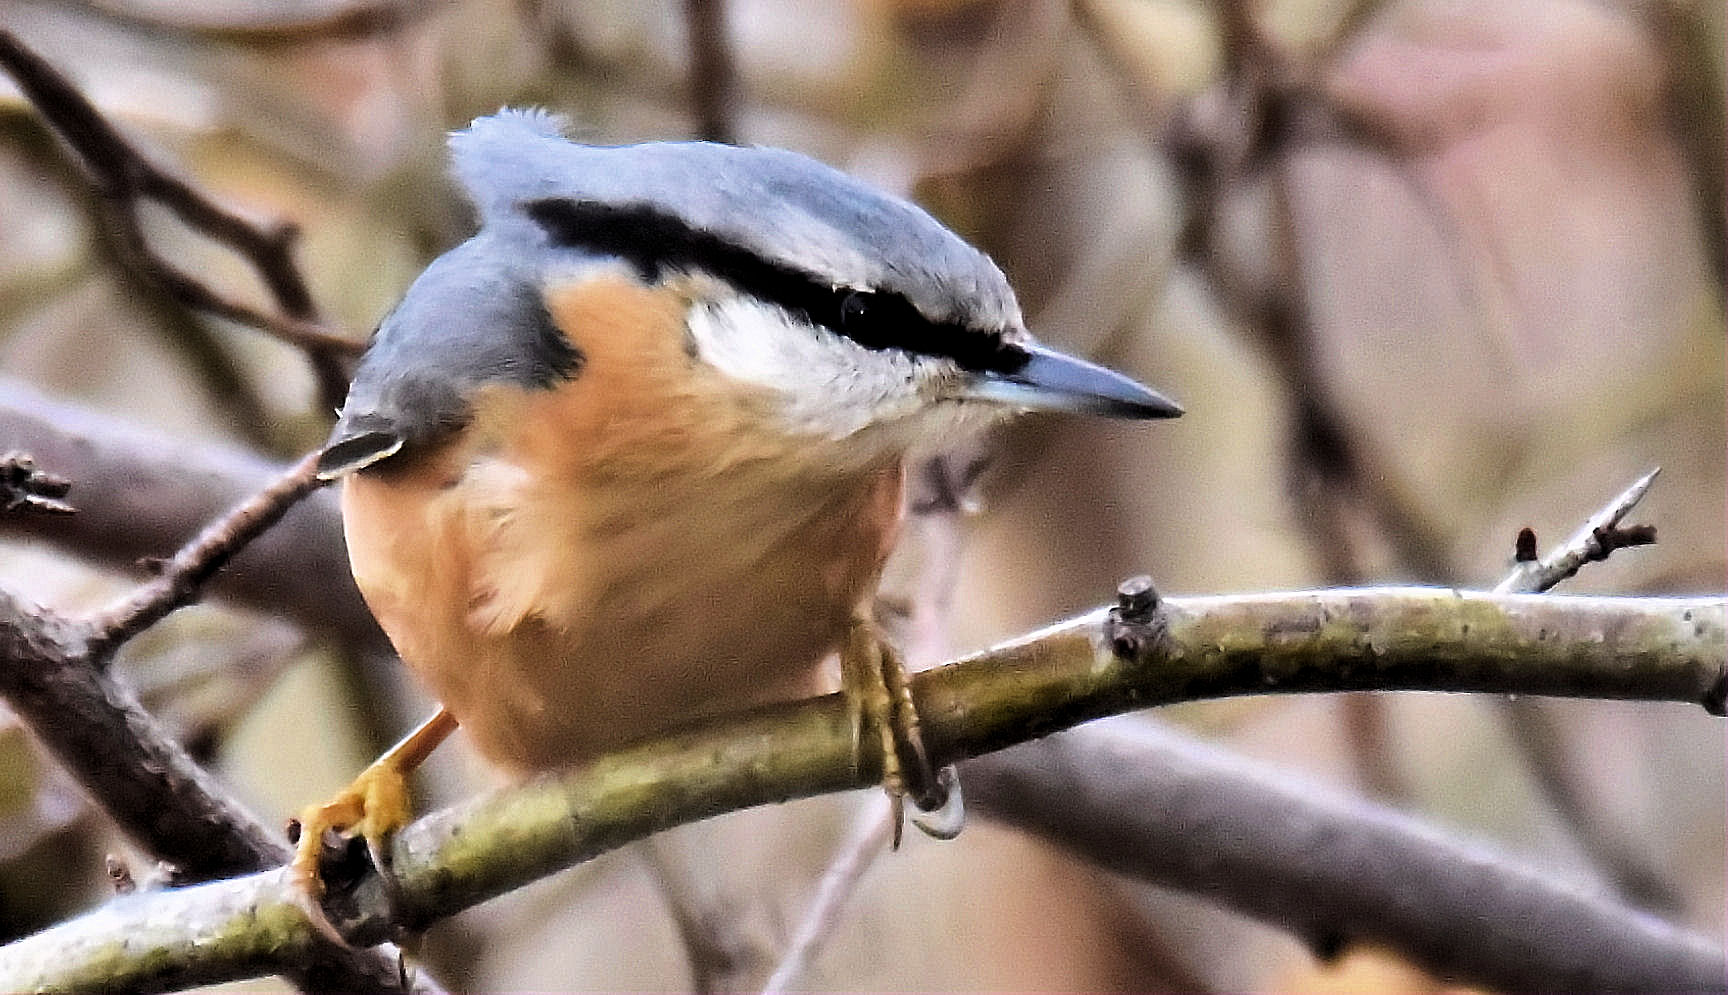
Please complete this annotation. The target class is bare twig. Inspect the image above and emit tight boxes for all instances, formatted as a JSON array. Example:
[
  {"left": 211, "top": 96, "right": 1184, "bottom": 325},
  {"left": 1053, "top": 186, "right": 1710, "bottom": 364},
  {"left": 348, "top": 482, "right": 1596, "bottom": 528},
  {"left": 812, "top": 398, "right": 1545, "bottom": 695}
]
[
  {"left": 82, "top": 453, "right": 324, "bottom": 661},
  {"left": 0, "top": 380, "right": 385, "bottom": 654},
  {"left": 1495, "top": 468, "right": 1662, "bottom": 596},
  {"left": 683, "top": 0, "right": 737, "bottom": 143},
  {"left": 3, "top": 589, "right": 1720, "bottom": 994},
  {"left": 0, "top": 380, "right": 450, "bottom": 781},
  {"left": 760, "top": 795, "right": 895, "bottom": 994},
  {"left": 0, "top": 452, "right": 74, "bottom": 516},
  {"left": 1492, "top": 468, "right": 1684, "bottom": 913},
  {"left": 0, "top": 415, "right": 429, "bottom": 991},
  {"left": 0, "top": 28, "right": 360, "bottom": 411}
]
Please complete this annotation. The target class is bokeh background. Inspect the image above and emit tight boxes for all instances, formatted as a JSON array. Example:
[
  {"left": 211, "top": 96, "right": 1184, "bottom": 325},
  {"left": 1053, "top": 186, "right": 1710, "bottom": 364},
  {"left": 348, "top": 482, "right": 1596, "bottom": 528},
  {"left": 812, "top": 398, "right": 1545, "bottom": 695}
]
[{"left": 0, "top": 0, "right": 1721, "bottom": 989}]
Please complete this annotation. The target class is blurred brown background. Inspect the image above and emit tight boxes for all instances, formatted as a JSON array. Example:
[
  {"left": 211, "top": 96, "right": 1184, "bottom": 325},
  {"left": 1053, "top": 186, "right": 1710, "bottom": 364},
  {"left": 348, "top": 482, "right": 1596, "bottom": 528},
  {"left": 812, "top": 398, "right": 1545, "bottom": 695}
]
[{"left": 0, "top": 0, "right": 1721, "bottom": 990}]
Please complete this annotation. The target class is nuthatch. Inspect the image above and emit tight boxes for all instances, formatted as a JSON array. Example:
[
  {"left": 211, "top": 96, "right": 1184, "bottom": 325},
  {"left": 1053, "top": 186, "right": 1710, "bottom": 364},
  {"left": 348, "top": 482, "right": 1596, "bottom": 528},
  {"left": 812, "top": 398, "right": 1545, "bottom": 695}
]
[{"left": 295, "top": 109, "right": 1180, "bottom": 891}]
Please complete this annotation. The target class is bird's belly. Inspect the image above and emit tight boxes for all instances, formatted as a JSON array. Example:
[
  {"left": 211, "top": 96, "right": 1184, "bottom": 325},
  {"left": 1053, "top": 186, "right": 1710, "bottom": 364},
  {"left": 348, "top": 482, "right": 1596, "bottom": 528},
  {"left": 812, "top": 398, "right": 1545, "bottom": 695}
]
[{"left": 342, "top": 445, "right": 902, "bottom": 774}]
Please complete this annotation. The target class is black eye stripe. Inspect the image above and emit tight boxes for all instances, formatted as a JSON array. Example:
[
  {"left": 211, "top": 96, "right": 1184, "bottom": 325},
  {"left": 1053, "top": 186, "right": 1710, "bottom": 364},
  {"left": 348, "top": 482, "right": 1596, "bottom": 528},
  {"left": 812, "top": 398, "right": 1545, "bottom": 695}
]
[{"left": 523, "top": 198, "right": 1027, "bottom": 373}]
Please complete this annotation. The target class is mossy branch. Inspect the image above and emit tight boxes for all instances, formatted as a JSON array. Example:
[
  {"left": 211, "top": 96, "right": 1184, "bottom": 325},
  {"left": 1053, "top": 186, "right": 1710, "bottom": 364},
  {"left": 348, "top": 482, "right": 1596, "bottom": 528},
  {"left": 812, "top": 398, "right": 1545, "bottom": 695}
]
[{"left": 2, "top": 586, "right": 1721, "bottom": 992}]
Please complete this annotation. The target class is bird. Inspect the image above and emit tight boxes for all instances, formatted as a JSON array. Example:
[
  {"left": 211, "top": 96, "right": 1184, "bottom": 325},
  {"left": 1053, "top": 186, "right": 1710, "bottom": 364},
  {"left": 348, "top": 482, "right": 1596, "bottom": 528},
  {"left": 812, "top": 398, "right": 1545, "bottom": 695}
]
[{"left": 294, "top": 108, "right": 1182, "bottom": 896}]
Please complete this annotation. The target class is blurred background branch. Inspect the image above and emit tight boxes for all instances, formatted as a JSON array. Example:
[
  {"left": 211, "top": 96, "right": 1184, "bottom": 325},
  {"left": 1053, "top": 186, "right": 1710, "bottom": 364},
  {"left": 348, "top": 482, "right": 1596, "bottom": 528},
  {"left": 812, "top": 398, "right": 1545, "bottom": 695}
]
[{"left": 0, "top": 28, "right": 358, "bottom": 412}]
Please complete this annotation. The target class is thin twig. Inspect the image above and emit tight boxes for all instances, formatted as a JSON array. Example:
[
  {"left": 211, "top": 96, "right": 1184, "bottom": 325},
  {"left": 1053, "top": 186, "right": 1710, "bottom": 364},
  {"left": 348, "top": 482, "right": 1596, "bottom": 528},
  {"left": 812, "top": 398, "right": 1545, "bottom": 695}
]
[
  {"left": 0, "top": 28, "right": 360, "bottom": 411},
  {"left": 1495, "top": 468, "right": 1661, "bottom": 596},
  {"left": 0, "top": 435, "right": 427, "bottom": 991},
  {"left": 81, "top": 453, "right": 325, "bottom": 661},
  {"left": 760, "top": 794, "right": 895, "bottom": 994},
  {"left": 0, "top": 381, "right": 385, "bottom": 654}
]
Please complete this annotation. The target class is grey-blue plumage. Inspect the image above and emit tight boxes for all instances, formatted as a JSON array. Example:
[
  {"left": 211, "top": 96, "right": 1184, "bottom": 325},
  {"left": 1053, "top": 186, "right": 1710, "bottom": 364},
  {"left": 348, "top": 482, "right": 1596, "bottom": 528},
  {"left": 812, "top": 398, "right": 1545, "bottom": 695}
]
[{"left": 320, "top": 109, "right": 1027, "bottom": 478}]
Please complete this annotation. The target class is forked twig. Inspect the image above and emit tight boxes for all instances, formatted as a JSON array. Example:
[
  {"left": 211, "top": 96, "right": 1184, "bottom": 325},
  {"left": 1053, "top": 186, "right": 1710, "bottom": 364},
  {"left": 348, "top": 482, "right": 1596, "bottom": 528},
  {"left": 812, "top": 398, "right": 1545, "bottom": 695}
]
[
  {"left": 1495, "top": 468, "right": 1661, "bottom": 596},
  {"left": 0, "top": 28, "right": 360, "bottom": 411}
]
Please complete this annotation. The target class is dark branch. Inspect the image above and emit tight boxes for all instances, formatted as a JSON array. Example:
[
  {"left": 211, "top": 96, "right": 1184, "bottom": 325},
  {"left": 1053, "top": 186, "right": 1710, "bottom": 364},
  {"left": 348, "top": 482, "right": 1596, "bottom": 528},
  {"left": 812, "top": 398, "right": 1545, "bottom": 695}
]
[
  {"left": 0, "top": 587, "right": 429, "bottom": 993},
  {"left": 683, "top": 0, "right": 738, "bottom": 143},
  {"left": 0, "top": 591, "right": 290, "bottom": 879},
  {"left": 964, "top": 719, "right": 1725, "bottom": 993}
]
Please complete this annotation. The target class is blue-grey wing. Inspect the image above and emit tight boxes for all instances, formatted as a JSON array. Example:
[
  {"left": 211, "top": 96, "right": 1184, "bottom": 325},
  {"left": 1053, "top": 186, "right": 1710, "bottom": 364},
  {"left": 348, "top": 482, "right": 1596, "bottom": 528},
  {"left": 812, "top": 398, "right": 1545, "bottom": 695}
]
[{"left": 317, "top": 226, "right": 581, "bottom": 478}]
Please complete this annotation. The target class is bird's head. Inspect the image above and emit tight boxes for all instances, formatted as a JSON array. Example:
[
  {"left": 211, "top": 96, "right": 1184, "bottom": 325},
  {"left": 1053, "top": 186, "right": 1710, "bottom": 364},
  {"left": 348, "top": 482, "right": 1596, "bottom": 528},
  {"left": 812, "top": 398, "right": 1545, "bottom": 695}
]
[{"left": 321, "top": 110, "right": 1180, "bottom": 478}]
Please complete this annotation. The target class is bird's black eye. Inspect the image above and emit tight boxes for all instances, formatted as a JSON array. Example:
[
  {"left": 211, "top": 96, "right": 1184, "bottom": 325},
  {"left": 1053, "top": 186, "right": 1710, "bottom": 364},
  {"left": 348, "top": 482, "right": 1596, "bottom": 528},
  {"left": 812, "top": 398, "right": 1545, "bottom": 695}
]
[
  {"left": 836, "top": 289, "right": 897, "bottom": 350},
  {"left": 840, "top": 289, "right": 871, "bottom": 327}
]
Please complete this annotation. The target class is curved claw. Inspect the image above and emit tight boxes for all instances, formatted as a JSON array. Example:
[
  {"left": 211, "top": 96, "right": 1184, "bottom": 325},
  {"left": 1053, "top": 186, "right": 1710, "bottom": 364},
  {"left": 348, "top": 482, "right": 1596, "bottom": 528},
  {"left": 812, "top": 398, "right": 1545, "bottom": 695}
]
[{"left": 909, "top": 766, "right": 965, "bottom": 841}]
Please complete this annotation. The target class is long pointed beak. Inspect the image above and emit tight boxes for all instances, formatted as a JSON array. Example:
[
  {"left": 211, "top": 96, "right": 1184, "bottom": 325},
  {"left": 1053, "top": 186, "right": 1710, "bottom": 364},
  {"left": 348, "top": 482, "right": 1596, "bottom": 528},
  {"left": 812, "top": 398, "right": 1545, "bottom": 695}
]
[{"left": 964, "top": 342, "right": 1183, "bottom": 419}]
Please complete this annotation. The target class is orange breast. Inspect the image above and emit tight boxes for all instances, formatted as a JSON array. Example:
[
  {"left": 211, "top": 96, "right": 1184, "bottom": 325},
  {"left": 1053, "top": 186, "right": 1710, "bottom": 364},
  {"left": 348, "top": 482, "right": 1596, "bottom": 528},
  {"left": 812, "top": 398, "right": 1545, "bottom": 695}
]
[{"left": 340, "top": 272, "right": 905, "bottom": 772}]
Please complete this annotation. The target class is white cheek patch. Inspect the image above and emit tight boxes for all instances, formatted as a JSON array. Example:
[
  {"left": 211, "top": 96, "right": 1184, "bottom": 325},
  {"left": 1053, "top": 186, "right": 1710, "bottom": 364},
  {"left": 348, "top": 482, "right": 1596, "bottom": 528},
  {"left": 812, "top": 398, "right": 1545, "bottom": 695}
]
[{"left": 686, "top": 294, "right": 927, "bottom": 439}]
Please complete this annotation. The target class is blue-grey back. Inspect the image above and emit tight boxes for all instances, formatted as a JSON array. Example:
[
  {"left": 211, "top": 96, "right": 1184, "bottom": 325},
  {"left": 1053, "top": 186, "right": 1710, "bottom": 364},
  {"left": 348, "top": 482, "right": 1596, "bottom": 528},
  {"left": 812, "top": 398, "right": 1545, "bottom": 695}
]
[{"left": 450, "top": 110, "right": 1018, "bottom": 330}]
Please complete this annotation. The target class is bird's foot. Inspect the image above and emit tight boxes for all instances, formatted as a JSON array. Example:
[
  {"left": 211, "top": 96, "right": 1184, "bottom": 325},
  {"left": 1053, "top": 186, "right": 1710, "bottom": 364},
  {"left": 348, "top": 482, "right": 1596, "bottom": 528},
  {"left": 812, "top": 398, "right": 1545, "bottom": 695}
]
[
  {"left": 290, "top": 754, "right": 414, "bottom": 941},
  {"left": 289, "top": 708, "right": 457, "bottom": 941},
  {"left": 841, "top": 617, "right": 964, "bottom": 847}
]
